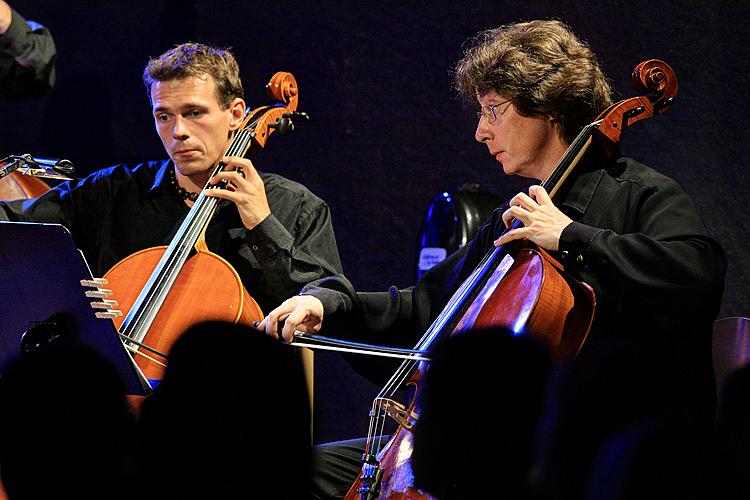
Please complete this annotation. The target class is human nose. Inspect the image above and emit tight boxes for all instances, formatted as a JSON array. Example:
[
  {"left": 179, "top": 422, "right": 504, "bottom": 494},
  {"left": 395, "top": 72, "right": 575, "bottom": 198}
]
[
  {"left": 475, "top": 116, "right": 492, "bottom": 143},
  {"left": 172, "top": 116, "right": 189, "bottom": 140}
]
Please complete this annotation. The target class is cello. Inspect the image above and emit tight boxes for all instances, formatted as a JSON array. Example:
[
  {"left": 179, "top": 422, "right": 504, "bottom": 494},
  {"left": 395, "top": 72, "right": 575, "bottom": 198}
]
[
  {"left": 343, "top": 59, "right": 679, "bottom": 499},
  {"left": 0, "top": 154, "right": 75, "bottom": 200},
  {"left": 0, "top": 171, "right": 49, "bottom": 200},
  {"left": 101, "top": 72, "right": 308, "bottom": 384}
]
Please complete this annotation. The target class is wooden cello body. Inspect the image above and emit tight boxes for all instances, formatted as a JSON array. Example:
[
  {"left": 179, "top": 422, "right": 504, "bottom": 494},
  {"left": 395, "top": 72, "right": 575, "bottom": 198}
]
[
  {"left": 0, "top": 171, "right": 50, "bottom": 200},
  {"left": 104, "top": 247, "right": 263, "bottom": 381},
  {"left": 0, "top": 155, "right": 76, "bottom": 200},
  {"left": 345, "top": 59, "right": 679, "bottom": 499}
]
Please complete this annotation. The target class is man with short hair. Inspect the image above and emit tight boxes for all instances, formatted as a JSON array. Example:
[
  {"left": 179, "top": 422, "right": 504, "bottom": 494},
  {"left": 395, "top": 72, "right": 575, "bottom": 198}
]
[{"left": 1, "top": 42, "right": 342, "bottom": 315}]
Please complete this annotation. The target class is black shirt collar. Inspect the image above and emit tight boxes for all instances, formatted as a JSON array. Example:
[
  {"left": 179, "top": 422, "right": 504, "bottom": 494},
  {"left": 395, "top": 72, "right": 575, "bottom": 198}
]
[
  {"left": 556, "top": 149, "right": 618, "bottom": 219},
  {"left": 147, "top": 160, "right": 174, "bottom": 197},
  {"left": 559, "top": 168, "right": 606, "bottom": 218}
]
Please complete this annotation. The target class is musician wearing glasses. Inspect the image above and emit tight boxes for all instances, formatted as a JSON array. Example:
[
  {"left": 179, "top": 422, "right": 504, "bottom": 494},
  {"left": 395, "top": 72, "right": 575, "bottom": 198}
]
[{"left": 262, "top": 19, "right": 725, "bottom": 499}]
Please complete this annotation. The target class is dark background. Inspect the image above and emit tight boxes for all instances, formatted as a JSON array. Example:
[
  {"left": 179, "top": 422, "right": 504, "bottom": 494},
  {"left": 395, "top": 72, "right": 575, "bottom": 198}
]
[{"left": 3, "top": 0, "right": 748, "bottom": 444}]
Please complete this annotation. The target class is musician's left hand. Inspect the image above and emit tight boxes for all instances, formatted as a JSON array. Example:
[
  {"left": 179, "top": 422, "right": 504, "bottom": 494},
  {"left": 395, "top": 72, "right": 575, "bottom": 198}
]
[
  {"left": 203, "top": 156, "right": 270, "bottom": 230},
  {"left": 494, "top": 185, "right": 572, "bottom": 251}
]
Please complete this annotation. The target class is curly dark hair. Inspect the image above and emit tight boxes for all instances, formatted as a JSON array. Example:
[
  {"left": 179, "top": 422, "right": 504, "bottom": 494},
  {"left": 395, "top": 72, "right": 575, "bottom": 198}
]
[
  {"left": 454, "top": 20, "right": 612, "bottom": 144},
  {"left": 143, "top": 42, "right": 244, "bottom": 109}
]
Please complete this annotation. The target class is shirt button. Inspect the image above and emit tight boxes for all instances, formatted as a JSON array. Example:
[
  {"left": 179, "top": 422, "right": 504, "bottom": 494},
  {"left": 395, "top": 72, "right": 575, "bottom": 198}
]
[
  {"left": 576, "top": 254, "right": 584, "bottom": 264},
  {"left": 251, "top": 245, "right": 259, "bottom": 251},
  {"left": 560, "top": 250, "right": 570, "bottom": 260}
]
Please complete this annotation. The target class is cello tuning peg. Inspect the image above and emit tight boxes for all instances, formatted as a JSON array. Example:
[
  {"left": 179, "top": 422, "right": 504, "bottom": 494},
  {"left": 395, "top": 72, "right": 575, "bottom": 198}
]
[
  {"left": 282, "top": 111, "right": 310, "bottom": 121},
  {"left": 269, "top": 116, "right": 294, "bottom": 135},
  {"left": 654, "top": 96, "right": 676, "bottom": 112},
  {"left": 80, "top": 278, "right": 109, "bottom": 288},
  {"left": 269, "top": 110, "right": 310, "bottom": 136}
]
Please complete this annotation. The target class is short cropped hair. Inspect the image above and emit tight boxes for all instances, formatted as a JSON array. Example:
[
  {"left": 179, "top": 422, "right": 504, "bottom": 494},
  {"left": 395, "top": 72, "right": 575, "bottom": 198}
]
[
  {"left": 143, "top": 42, "right": 244, "bottom": 109},
  {"left": 454, "top": 20, "right": 612, "bottom": 144}
]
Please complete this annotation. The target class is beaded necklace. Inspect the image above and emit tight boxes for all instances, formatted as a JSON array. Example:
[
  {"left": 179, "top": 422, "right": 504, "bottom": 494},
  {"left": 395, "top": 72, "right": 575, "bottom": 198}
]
[{"left": 166, "top": 166, "right": 199, "bottom": 202}]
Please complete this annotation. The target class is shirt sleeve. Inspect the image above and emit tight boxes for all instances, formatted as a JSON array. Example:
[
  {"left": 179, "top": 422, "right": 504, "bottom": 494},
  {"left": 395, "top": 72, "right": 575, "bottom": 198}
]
[
  {"left": 0, "top": 177, "right": 99, "bottom": 253},
  {"left": 0, "top": 8, "right": 56, "bottom": 101},
  {"left": 300, "top": 275, "right": 415, "bottom": 343},
  {"left": 296, "top": 225, "right": 495, "bottom": 384},
  {"left": 557, "top": 180, "right": 726, "bottom": 307},
  {"left": 298, "top": 209, "right": 503, "bottom": 344},
  {"left": 243, "top": 200, "right": 343, "bottom": 307}
]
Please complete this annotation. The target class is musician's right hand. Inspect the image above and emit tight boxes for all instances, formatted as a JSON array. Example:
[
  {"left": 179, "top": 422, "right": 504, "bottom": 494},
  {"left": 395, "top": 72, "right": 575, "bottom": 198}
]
[{"left": 259, "top": 295, "right": 324, "bottom": 343}]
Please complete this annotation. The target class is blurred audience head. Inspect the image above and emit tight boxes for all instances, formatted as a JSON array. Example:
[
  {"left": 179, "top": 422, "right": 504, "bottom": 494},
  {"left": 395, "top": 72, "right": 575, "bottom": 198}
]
[
  {"left": 412, "top": 326, "right": 552, "bottom": 499},
  {"left": 532, "top": 338, "right": 700, "bottom": 500},
  {"left": 584, "top": 417, "right": 711, "bottom": 500},
  {"left": 136, "top": 320, "right": 311, "bottom": 500},
  {"left": 0, "top": 339, "right": 136, "bottom": 499}
]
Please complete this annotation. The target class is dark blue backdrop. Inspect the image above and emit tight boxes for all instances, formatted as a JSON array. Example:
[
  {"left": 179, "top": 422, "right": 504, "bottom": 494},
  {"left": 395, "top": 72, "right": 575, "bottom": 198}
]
[{"left": 3, "top": 0, "right": 748, "bottom": 443}]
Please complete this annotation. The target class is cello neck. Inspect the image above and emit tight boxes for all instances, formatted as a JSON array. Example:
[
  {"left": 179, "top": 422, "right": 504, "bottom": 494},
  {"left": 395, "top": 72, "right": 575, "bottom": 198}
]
[{"left": 541, "top": 120, "right": 601, "bottom": 199}]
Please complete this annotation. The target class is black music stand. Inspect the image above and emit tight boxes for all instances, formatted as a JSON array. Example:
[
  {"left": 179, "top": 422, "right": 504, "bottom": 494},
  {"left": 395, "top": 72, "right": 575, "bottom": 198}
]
[{"left": 0, "top": 221, "right": 150, "bottom": 395}]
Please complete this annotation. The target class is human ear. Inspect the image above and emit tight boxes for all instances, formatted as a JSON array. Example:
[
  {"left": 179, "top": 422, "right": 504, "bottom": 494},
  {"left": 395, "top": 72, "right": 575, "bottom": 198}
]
[{"left": 228, "top": 98, "right": 246, "bottom": 130}]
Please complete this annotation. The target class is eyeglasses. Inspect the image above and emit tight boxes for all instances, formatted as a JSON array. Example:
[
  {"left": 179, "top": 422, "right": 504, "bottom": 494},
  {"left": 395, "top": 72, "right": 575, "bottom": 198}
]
[{"left": 476, "top": 99, "right": 513, "bottom": 125}]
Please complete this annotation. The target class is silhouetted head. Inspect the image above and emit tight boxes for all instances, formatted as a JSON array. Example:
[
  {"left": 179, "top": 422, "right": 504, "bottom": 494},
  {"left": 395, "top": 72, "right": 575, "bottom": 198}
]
[
  {"left": 137, "top": 321, "right": 311, "bottom": 500},
  {"left": 532, "top": 338, "right": 695, "bottom": 500},
  {"left": 412, "top": 326, "right": 552, "bottom": 499},
  {"left": 584, "top": 418, "right": 711, "bottom": 500},
  {"left": 0, "top": 341, "right": 135, "bottom": 499}
]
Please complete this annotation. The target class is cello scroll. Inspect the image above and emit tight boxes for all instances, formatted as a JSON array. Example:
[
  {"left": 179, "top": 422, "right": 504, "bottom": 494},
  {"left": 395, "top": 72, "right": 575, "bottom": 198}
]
[
  {"left": 595, "top": 59, "right": 677, "bottom": 151},
  {"left": 240, "top": 72, "right": 310, "bottom": 152}
]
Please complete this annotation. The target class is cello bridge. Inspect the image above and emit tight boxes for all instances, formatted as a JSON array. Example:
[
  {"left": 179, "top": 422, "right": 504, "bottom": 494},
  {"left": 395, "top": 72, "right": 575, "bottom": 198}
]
[
  {"left": 357, "top": 460, "right": 383, "bottom": 499},
  {"left": 375, "top": 398, "right": 418, "bottom": 431}
]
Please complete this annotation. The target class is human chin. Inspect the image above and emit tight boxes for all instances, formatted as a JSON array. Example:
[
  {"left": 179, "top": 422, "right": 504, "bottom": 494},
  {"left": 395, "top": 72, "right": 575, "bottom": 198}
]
[
  {"left": 500, "top": 160, "right": 520, "bottom": 176},
  {"left": 172, "top": 155, "right": 209, "bottom": 175}
]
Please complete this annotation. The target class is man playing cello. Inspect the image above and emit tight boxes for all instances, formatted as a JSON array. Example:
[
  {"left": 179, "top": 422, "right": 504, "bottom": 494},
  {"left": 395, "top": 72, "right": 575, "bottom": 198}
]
[
  {"left": 0, "top": 42, "right": 342, "bottom": 315},
  {"left": 262, "top": 19, "right": 726, "bottom": 499}
]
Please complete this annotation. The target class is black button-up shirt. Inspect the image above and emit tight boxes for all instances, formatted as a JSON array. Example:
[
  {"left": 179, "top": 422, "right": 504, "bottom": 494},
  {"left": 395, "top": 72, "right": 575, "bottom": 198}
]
[{"left": 0, "top": 160, "right": 342, "bottom": 314}]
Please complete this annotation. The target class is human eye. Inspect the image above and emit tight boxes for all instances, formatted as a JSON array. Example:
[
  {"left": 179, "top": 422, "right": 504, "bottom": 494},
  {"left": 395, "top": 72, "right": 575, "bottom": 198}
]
[
  {"left": 483, "top": 104, "right": 499, "bottom": 122},
  {"left": 188, "top": 108, "right": 204, "bottom": 118},
  {"left": 155, "top": 113, "right": 170, "bottom": 123}
]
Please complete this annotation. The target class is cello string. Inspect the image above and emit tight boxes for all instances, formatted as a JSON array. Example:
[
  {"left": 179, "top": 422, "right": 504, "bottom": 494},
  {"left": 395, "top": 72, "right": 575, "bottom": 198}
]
[
  {"left": 123, "top": 344, "right": 167, "bottom": 368},
  {"left": 153, "top": 127, "right": 252, "bottom": 280},
  {"left": 364, "top": 399, "right": 380, "bottom": 456},
  {"left": 126, "top": 117, "right": 254, "bottom": 338},
  {"left": 541, "top": 121, "right": 599, "bottom": 195},
  {"left": 120, "top": 190, "right": 218, "bottom": 342},
  {"left": 376, "top": 245, "right": 503, "bottom": 397},
  {"left": 146, "top": 127, "right": 253, "bottom": 299},
  {"left": 121, "top": 128, "right": 253, "bottom": 344}
]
